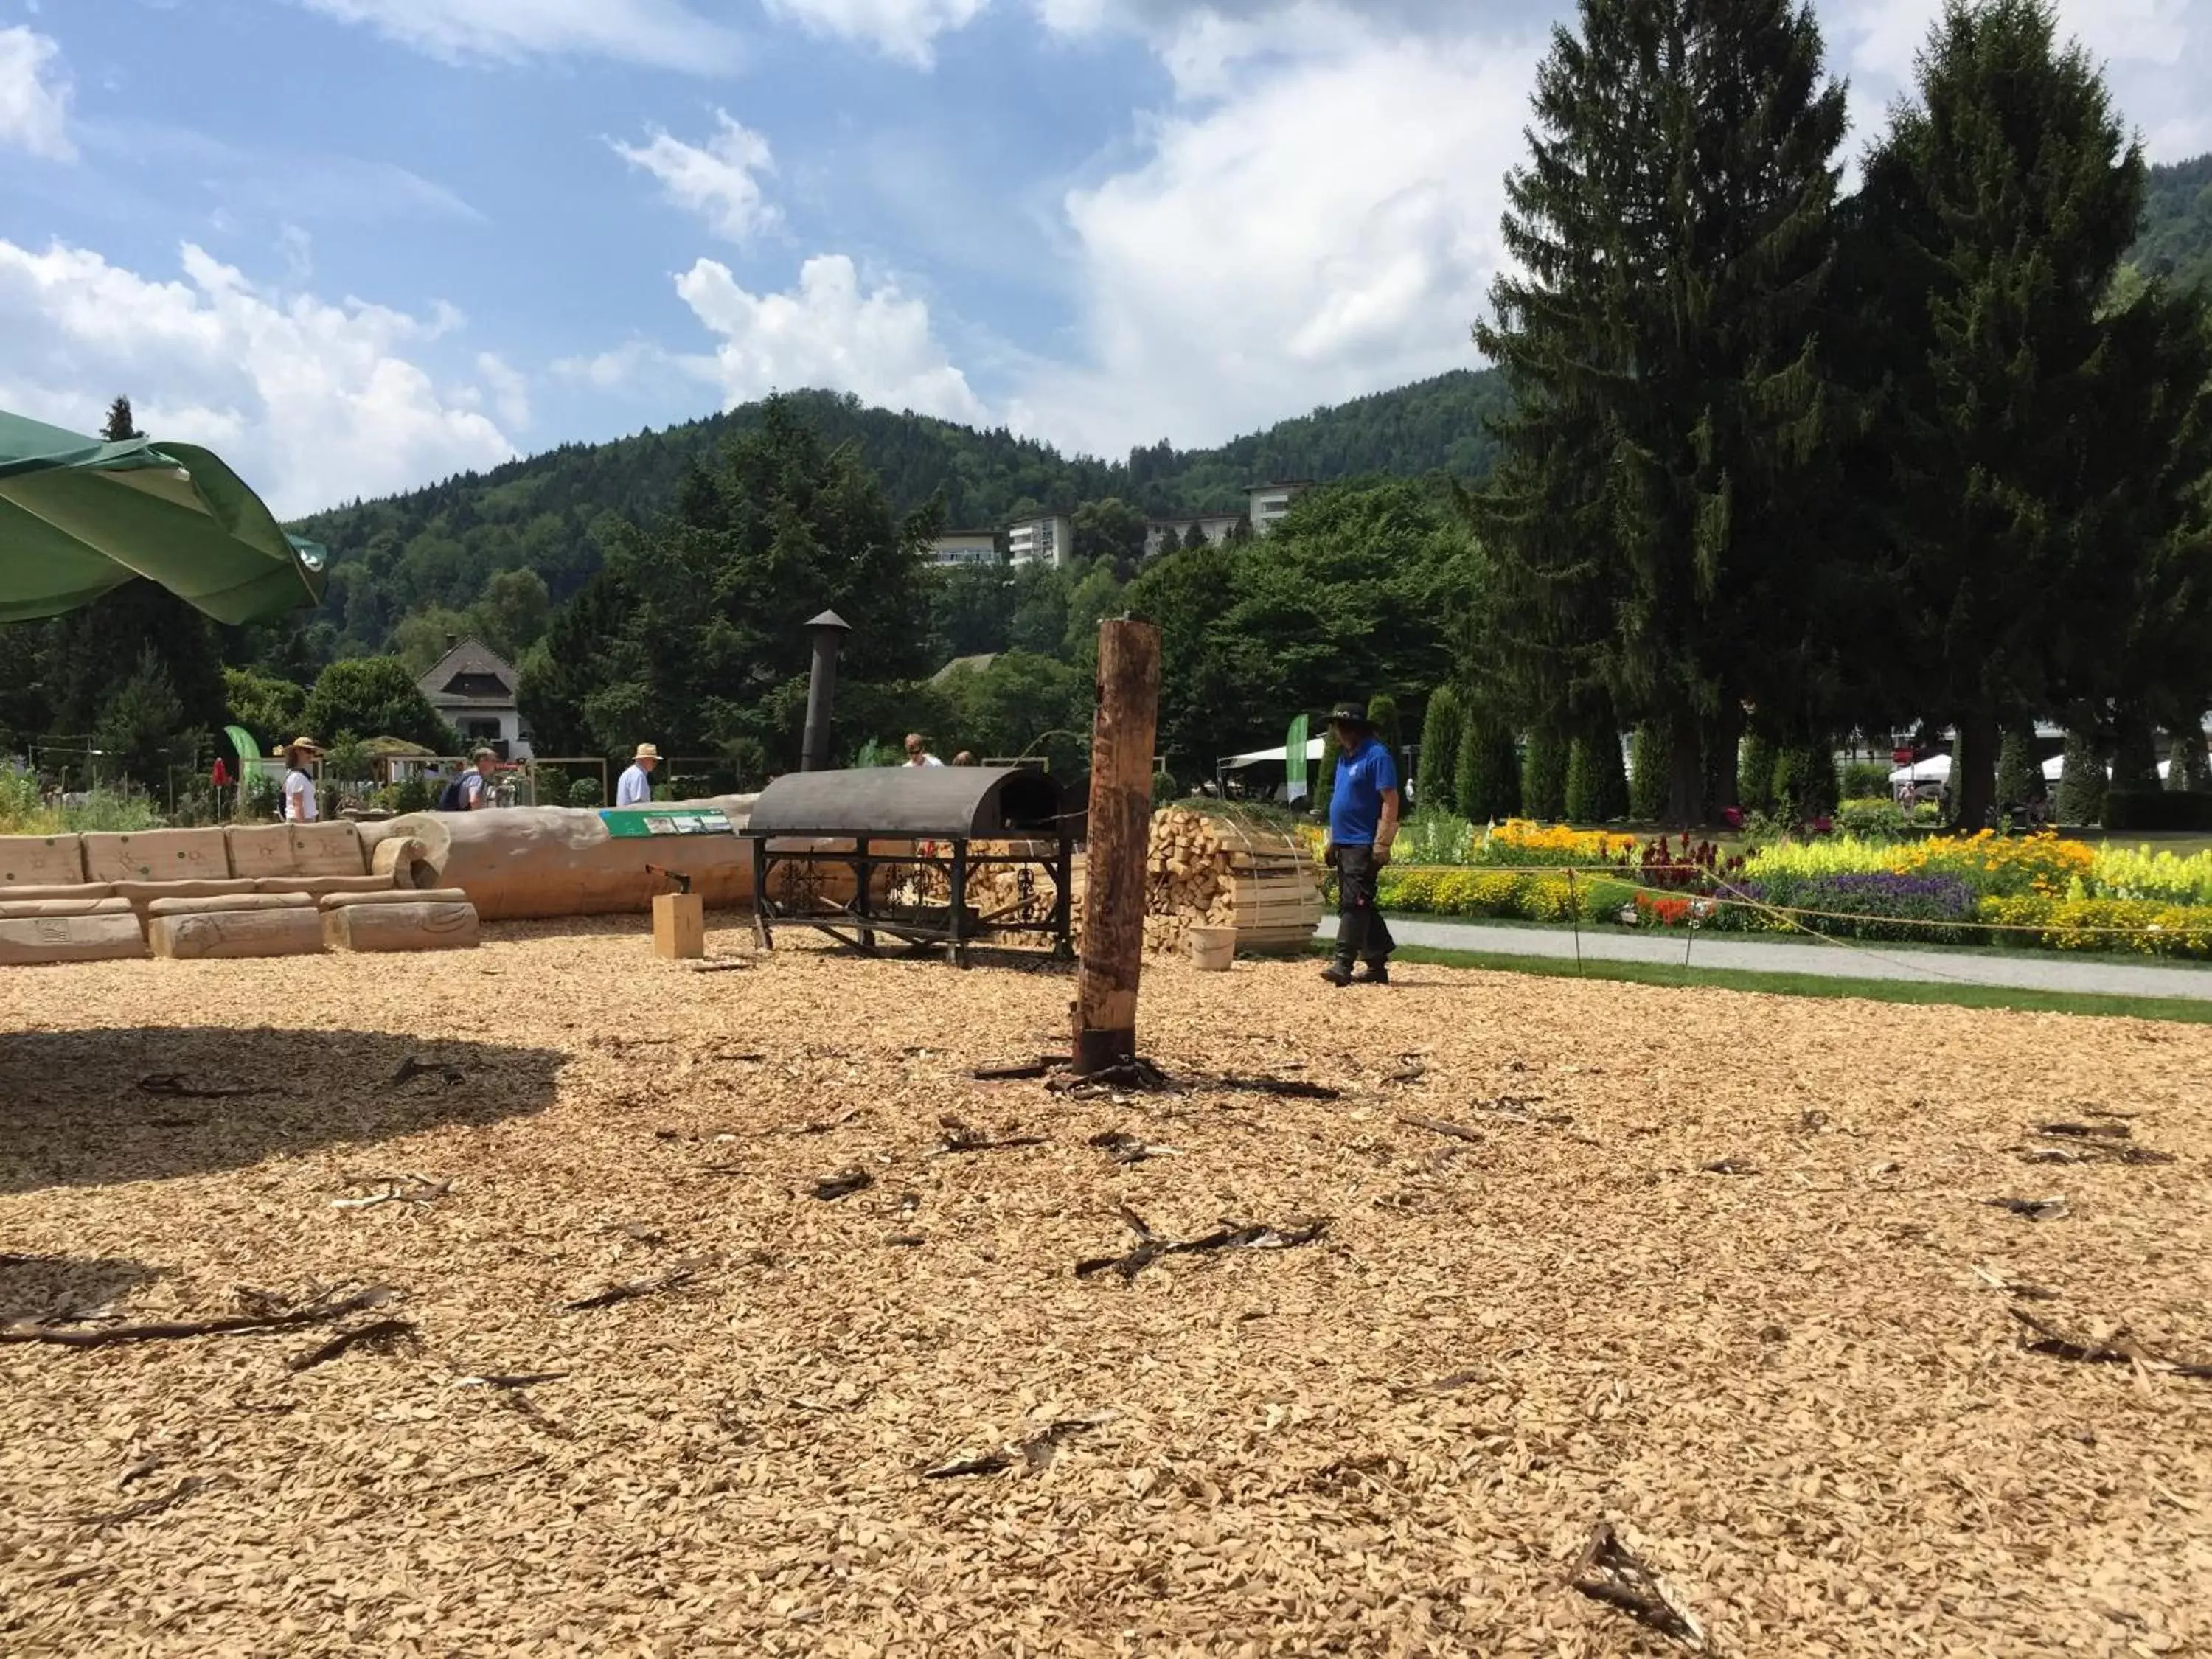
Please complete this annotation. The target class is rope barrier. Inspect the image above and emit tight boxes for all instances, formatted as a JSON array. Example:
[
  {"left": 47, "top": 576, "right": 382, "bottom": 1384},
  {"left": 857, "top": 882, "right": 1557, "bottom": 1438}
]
[{"left": 1358, "top": 860, "right": 2212, "bottom": 948}]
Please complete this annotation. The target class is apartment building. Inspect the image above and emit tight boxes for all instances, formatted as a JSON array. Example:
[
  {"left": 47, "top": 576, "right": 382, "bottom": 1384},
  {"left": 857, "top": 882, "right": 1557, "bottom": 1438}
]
[
  {"left": 1245, "top": 479, "right": 1313, "bottom": 537},
  {"left": 1006, "top": 513, "right": 1073, "bottom": 568},
  {"left": 928, "top": 529, "right": 1001, "bottom": 568}
]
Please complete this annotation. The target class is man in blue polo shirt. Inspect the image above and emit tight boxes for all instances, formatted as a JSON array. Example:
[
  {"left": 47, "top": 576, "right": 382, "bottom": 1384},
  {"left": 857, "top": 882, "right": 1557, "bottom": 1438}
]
[{"left": 1321, "top": 700, "right": 1400, "bottom": 987}]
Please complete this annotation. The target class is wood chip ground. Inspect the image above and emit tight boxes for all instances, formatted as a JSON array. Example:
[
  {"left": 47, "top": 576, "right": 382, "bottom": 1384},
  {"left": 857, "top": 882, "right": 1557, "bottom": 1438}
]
[{"left": 3, "top": 919, "right": 2209, "bottom": 1656}]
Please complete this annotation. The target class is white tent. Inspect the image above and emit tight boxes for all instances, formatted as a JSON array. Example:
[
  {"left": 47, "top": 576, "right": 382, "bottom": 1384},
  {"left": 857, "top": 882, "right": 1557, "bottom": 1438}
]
[
  {"left": 1221, "top": 738, "right": 1326, "bottom": 770},
  {"left": 1888, "top": 754, "right": 1952, "bottom": 785}
]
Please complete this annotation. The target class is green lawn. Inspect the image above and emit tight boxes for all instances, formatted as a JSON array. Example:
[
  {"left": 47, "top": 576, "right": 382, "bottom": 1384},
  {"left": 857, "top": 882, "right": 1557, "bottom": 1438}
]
[{"left": 1336, "top": 939, "right": 2212, "bottom": 1024}]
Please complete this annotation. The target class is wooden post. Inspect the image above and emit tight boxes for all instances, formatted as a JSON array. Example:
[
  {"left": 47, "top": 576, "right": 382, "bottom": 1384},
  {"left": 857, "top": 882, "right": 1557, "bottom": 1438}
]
[{"left": 1071, "top": 619, "right": 1161, "bottom": 1074}]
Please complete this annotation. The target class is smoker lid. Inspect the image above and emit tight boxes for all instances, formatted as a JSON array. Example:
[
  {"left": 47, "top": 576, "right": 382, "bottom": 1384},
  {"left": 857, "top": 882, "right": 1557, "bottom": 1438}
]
[{"left": 744, "top": 766, "right": 1070, "bottom": 841}]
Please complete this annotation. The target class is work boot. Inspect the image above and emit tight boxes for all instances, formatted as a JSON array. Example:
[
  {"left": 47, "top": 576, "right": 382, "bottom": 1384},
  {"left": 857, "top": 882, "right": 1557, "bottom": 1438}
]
[
  {"left": 1354, "top": 961, "right": 1391, "bottom": 985},
  {"left": 1319, "top": 959, "right": 1355, "bottom": 987}
]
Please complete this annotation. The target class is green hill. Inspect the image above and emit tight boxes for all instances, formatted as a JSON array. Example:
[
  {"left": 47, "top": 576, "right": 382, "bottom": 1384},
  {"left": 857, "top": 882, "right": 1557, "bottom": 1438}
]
[
  {"left": 2128, "top": 153, "right": 2212, "bottom": 292},
  {"left": 292, "top": 370, "right": 1507, "bottom": 654}
]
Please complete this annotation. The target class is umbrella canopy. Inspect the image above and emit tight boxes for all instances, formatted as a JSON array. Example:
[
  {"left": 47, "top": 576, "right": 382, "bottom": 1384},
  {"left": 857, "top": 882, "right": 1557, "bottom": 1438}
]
[{"left": 0, "top": 409, "right": 324, "bottom": 625}]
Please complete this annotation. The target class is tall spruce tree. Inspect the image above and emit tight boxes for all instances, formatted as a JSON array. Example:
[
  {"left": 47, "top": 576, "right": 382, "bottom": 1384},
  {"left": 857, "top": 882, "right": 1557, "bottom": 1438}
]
[
  {"left": 1476, "top": 0, "right": 1848, "bottom": 827},
  {"left": 1854, "top": 0, "right": 2159, "bottom": 828}
]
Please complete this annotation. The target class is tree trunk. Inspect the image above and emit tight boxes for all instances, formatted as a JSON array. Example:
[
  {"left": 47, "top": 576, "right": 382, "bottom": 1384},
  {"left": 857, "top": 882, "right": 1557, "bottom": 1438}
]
[
  {"left": 1702, "top": 704, "right": 1745, "bottom": 819},
  {"left": 1950, "top": 708, "right": 1998, "bottom": 830},
  {"left": 1663, "top": 709, "right": 1705, "bottom": 828},
  {"left": 1071, "top": 619, "right": 1161, "bottom": 1076}
]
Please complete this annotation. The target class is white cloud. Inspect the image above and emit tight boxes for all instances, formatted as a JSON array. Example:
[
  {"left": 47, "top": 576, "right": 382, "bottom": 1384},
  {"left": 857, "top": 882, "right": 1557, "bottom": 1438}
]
[
  {"left": 1830, "top": 0, "right": 2212, "bottom": 156},
  {"left": 674, "top": 253, "right": 988, "bottom": 422},
  {"left": 476, "top": 352, "right": 534, "bottom": 428},
  {"left": 1011, "top": 21, "right": 1538, "bottom": 456},
  {"left": 0, "top": 239, "right": 515, "bottom": 515},
  {"left": 287, "top": 0, "right": 744, "bottom": 72},
  {"left": 761, "top": 0, "right": 990, "bottom": 66},
  {"left": 0, "top": 25, "right": 73, "bottom": 160},
  {"left": 611, "top": 111, "right": 780, "bottom": 245}
]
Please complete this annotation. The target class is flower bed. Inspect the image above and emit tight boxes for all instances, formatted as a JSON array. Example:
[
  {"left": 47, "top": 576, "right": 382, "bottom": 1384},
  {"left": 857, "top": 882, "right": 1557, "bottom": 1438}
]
[{"left": 1367, "top": 821, "right": 2212, "bottom": 959}]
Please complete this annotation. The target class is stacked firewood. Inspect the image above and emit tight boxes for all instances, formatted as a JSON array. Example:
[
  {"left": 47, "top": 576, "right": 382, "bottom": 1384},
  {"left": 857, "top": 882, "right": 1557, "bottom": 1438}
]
[{"left": 1071, "top": 808, "right": 1321, "bottom": 956}]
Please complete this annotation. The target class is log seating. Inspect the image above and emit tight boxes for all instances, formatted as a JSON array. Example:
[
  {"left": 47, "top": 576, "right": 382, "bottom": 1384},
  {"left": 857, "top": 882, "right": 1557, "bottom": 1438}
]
[{"left": 0, "top": 823, "right": 479, "bottom": 965}]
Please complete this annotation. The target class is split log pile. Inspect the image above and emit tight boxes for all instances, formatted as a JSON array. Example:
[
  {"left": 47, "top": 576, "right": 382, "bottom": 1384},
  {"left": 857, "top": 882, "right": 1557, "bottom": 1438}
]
[{"left": 1074, "top": 808, "right": 1320, "bottom": 957}]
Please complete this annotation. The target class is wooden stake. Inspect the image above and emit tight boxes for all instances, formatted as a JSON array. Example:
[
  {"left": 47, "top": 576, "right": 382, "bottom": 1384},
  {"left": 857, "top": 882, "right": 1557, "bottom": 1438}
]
[{"left": 1071, "top": 619, "right": 1161, "bottom": 1075}]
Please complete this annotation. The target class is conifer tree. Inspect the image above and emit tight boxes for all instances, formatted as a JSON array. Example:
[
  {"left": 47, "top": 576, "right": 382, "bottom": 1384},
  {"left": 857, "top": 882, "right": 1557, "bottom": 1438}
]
[
  {"left": 1477, "top": 0, "right": 1848, "bottom": 826},
  {"left": 1854, "top": 0, "right": 2158, "bottom": 827},
  {"left": 1416, "top": 687, "right": 1464, "bottom": 815}
]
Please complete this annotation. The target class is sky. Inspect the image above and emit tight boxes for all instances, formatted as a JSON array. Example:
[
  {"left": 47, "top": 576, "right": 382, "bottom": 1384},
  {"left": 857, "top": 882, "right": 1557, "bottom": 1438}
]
[{"left": 1, "top": 0, "right": 2207, "bottom": 518}]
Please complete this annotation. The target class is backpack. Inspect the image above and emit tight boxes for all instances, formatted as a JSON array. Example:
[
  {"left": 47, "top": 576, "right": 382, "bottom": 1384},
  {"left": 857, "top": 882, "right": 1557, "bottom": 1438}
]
[{"left": 435, "top": 774, "right": 472, "bottom": 813}]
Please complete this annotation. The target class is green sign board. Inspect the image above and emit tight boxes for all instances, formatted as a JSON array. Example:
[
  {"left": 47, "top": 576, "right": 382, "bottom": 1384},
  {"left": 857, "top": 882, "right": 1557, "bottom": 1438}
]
[
  {"left": 599, "top": 807, "right": 734, "bottom": 840},
  {"left": 1284, "top": 713, "right": 1310, "bottom": 801}
]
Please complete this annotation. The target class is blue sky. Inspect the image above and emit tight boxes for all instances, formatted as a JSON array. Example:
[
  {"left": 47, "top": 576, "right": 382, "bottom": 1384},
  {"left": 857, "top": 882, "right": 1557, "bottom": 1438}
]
[{"left": 2, "top": 0, "right": 2207, "bottom": 518}]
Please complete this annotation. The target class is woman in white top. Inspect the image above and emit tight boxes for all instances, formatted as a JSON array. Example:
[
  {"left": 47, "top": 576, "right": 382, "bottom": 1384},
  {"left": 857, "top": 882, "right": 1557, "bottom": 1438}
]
[{"left": 281, "top": 738, "right": 322, "bottom": 823}]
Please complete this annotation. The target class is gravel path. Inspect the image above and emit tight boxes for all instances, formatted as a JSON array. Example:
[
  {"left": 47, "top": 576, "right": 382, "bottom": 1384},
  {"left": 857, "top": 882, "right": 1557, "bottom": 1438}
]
[
  {"left": 1320, "top": 914, "right": 2212, "bottom": 1001},
  {"left": 4, "top": 919, "right": 2210, "bottom": 1655}
]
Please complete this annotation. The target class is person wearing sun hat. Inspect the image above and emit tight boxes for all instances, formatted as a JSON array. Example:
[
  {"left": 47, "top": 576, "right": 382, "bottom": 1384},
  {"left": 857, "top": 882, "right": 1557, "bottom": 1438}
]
[
  {"left": 277, "top": 737, "right": 323, "bottom": 824},
  {"left": 616, "top": 742, "right": 661, "bottom": 807},
  {"left": 1319, "top": 700, "right": 1399, "bottom": 987}
]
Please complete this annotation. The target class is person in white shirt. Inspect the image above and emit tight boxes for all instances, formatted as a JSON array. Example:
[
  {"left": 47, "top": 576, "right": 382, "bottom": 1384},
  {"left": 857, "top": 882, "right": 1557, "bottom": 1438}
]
[
  {"left": 280, "top": 738, "right": 321, "bottom": 823},
  {"left": 616, "top": 742, "right": 660, "bottom": 806},
  {"left": 904, "top": 734, "right": 945, "bottom": 768}
]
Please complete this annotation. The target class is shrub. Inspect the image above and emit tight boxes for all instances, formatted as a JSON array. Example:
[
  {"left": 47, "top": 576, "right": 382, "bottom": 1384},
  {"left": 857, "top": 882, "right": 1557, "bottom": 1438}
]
[
  {"left": 1397, "top": 810, "right": 1478, "bottom": 866},
  {"left": 1151, "top": 769, "right": 1181, "bottom": 807},
  {"left": 1415, "top": 687, "right": 1463, "bottom": 816},
  {"left": 2104, "top": 789, "right": 2212, "bottom": 832},
  {"left": 1840, "top": 760, "right": 1891, "bottom": 799},
  {"left": 2169, "top": 728, "right": 2211, "bottom": 793},
  {"left": 1994, "top": 730, "right": 2041, "bottom": 807},
  {"left": 1455, "top": 717, "right": 1520, "bottom": 823},
  {"left": 1739, "top": 734, "right": 1777, "bottom": 815},
  {"left": 1771, "top": 742, "right": 1839, "bottom": 821},
  {"left": 2054, "top": 730, "right": 2107, "bottom": 826},
  {"left": 1629, "top": 723, "right": 1672, "bottom": 820},
  {"left": 1366, "top": 694, "right": 1402, "bottom": 759},
  {"left": 1835, "top": 796, "right": 1908, "bottom": 838},
  {"left": 1521, "top": 726, "right": 1568, "bottom": 820},
  {"left": 1565, "top": 732, "right": 1627, "bottom": 823}
]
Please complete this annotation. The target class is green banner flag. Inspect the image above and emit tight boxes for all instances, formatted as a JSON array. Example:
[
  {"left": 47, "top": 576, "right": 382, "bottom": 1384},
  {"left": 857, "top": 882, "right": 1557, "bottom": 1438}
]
[{"left": 1284, "top": 713, "right": 1310, "bottom": 802}]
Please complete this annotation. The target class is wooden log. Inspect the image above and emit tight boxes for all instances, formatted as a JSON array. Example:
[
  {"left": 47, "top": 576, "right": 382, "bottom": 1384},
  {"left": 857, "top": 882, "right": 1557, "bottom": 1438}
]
[
  {"left": 0, "top": 911, "right": 149, "bottom": 965},
  {"left": 322, "top": 901, "right": 481, "bottom": 954},
  {"left": 319, "top": 888, "right": 472, "bottom": 909},
  {"left": 150, "top": 908, "right": 324, "bottom": 960},
  {"left": 1073, "top": 620, "right": 1161, "bottom": 1074}
]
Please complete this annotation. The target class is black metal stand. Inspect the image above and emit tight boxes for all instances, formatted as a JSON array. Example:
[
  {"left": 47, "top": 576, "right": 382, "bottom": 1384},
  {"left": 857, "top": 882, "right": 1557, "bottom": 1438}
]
[{"left": 751, "top": 834, "right": 1074, "bottom": 967}]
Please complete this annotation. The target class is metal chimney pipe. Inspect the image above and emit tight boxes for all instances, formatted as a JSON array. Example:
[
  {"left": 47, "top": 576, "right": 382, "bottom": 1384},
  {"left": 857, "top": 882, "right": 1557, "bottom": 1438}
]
[{"left": 800, "top": 609, "right": 851, "bottom": 773}]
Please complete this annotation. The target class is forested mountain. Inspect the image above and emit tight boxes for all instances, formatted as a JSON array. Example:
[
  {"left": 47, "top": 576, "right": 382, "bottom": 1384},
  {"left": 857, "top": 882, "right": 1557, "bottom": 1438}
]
[
  {"left": 2127, "top": 154, "right": 2212, "bottom": 292},
  {"left": 291, "top": 370, "right": 1506, "bottom": 655}
]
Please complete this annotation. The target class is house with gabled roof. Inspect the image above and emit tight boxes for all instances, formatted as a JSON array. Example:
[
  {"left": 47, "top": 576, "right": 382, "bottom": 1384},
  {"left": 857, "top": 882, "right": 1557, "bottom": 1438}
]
[{"left": 415, "top": 636, "right": 533, "bottom": 760}]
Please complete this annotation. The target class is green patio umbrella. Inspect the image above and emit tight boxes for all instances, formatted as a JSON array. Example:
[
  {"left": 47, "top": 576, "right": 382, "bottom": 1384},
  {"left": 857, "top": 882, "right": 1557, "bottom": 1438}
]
[{"left": 0, "top": 408, "right": 325, "bottom": 626}]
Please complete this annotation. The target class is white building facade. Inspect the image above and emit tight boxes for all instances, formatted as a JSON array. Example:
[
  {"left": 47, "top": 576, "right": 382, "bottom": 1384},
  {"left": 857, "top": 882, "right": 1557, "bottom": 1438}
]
[
  {"left": 928, "top": 530, "right": 1001, "bottom": 568},
  {"left": 1006, "top": 513, "right": 1073, "bottom": 568},
  {"left": 1245, "top": 480, "right": 1312, "bottom": 537}
]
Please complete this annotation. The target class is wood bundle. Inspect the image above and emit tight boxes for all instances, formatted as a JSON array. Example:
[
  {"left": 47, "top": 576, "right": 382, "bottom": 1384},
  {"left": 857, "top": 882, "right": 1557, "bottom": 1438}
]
[{"left": 1074, "top": 809, "right": 1320, "bottom": 956}]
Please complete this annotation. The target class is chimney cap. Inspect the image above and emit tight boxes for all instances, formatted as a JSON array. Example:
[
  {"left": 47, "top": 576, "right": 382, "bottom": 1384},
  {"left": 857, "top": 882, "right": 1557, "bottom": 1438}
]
[{"left": 805, "top": 609, "right": 852, "bottom": 633}]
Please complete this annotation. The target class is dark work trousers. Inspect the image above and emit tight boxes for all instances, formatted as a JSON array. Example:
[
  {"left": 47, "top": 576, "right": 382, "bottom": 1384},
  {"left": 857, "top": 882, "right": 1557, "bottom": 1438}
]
[{"left": 1330, "top": 844, "right": 1395, "bottom": 967}]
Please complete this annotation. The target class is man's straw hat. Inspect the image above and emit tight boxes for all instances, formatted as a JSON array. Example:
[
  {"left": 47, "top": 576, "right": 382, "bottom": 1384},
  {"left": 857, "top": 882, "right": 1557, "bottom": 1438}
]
[{"left": 633, "top": 743, "right": 662, "bottom": 762}]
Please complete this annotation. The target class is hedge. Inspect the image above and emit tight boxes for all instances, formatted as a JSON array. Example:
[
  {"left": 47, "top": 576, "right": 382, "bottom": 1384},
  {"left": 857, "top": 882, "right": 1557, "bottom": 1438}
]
[{"left": 2103, "top": 790, "right": 2212, "bottom": 832}]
